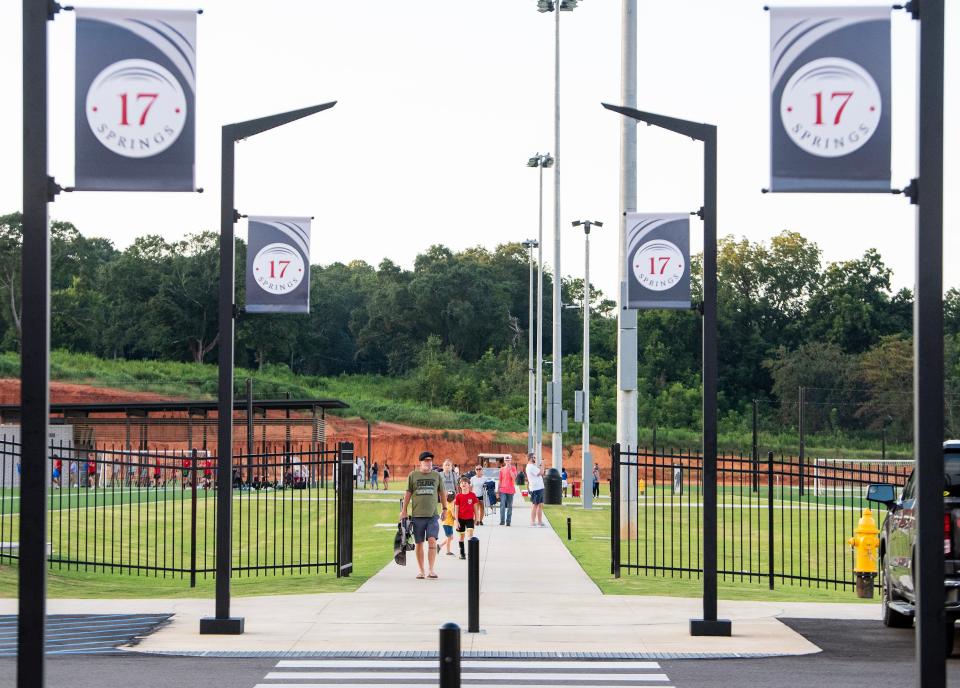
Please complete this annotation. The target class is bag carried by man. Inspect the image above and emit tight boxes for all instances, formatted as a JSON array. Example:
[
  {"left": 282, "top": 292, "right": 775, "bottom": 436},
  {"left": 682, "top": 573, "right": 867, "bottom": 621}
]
[{"left": 394, "top": 518, "right": 415, "bottom": 566}]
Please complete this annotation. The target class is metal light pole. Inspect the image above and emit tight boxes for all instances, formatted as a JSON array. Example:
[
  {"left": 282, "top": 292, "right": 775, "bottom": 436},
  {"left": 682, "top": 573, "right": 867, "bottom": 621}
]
[
  {"left": 20, "top": 1, "right": 56, "bottom": 683},
  {"left": 911, "top": 2, "right": 946, "bottom": 686},
  {"left": 537, "top": 0, "right": 580, "bottom": 471},
  {"left": 521, "top": 239, "right": 539, "bottom": 454},
  {"left": 603, "top": 103, "right": 730, "bottom": 638},
  {"left": 202, "top": 101, "right": 336, "bottom": 636},
  {"left": 617, "top": 0, "right": 638, "bottom": 541},
  {"left": 573, "top": 220, "right": 602, "bottom": 509},
  {"left": 527, "top": 153, "right": 553, "bottom": 465}
]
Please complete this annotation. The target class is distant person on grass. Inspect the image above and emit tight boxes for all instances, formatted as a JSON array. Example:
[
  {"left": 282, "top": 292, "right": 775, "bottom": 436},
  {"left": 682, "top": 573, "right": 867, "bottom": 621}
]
[
  {"left": 526, "top": 453, "right": 545, "bottom": 527},
  {"left": 382, "top": 463, "right": 390, "bottom": 490},
  {"left": 400, "top": 451, "right": 447, "bottom": 579},
  {"left": 454, "top": 477, "right": 478, "bottom": 558},
  {"left": 592, "top": 464, "right": 601, "bottom": 498},
  {"left": 371, "top": 462, "right": 379, "bottom": 490},
  {"left": 498, "top": 455, "right": 518, "bottom": 526}
]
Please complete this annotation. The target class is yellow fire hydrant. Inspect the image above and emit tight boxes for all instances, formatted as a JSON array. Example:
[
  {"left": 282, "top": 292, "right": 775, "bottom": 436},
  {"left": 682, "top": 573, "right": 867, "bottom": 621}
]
[
  {"left": 639, "top": 478, "right": 646, "bottom": 496},
  {"left": 848, "top": 507, "right": 880, "bottom": 598}
]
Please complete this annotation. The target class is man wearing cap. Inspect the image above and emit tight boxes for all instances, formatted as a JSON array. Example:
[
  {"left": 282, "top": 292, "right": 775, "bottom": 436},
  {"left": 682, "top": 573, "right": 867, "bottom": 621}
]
[{"left": 400, "top": 451, "right": 447, "bottom": 579}]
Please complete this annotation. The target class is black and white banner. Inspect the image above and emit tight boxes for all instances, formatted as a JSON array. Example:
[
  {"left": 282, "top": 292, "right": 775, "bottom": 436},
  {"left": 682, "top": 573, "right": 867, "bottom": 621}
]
[
  {"left": 75, "top": 8, "right": 197, "bottom": 191},
  {"left": 246, "top": 217, "right": 312, "bottom": 314},
  {"left": 625, "top": 213, "right": 690, "bottom": 310},
  {"left": 769, "top": 7, "right": 890, "bottom": 193}
]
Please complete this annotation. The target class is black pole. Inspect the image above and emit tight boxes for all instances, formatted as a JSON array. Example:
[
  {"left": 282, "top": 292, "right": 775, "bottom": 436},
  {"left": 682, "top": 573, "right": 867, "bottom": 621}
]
[
  {"left": 598, "top": 104, "right": 728, "bottom": 636},
  {"left": 19, "top": 0, "right": 52, "bottom": 683},
  {"left": 203, "top": 101, "right": 335, "bottom": 635},
  {"left": 200, "top": 126, "right": 244, "bottom": 635},
  {"left": 692, "top": 126, "right": 729, "bottom": 636},
  {"left": 439, "top": 622, "right": 461, "bottom": 688},
  {"left": 367, "top": 421, "right": 372, "bottom": 485},
  {"left": 468, "top": 536, "right": 479, "bottom": 633},
  {"left": 566, "top": 516, "right": 572, "bottom": 540},
  {"left": 913, "top": 1, "right": 946, "bottom": 685}
]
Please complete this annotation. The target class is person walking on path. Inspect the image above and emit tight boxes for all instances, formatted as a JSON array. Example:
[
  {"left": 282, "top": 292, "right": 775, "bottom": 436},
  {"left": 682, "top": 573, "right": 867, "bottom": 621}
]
[
  {"left": 440, "top": 493, "right": 456, "bottom": 556},
  {"left": 561, "top": 468, "right": 569, "bottom": 499},
  {"left": 439, "top": 459, "right": 458, "bottom": 497},
  {"left": 498, "top": 455, "right": 518, "bottom": 526},
  {"left": 469, "top": 462, "right": 487, "bottom": 525},
  {"left": 525, "top": 453, "right": 545, "bottom": 527},
  {"left": 454, "top": 477, "right": 478, "bottom": 558},
  {"left": 371, "top": 462, "right": 379, "bottom": 490},
  {"left": 399, "top": 451, "right": 447, "bottom": 579},
  {"left": 592, "top": 464, "right": 601, "bottom": 499}
]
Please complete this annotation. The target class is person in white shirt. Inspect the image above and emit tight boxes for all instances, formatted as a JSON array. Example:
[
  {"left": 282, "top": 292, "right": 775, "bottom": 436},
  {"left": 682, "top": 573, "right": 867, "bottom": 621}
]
[
  {"left": 469, "top": 463, "right": 487, "bottom": 525},
  {"left": 525, "top": 453, "right": 545, "bottom": 527}
]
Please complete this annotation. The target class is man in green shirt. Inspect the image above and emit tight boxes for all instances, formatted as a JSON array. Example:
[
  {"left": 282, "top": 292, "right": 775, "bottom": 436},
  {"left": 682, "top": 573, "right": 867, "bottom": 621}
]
[{"left": 400, "top": 451, "right": 446, "bottom": 579}]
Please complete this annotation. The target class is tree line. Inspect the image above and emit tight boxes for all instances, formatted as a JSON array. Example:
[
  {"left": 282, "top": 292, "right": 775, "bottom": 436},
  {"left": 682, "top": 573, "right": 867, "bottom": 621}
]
[{"left": 2, "top": 211, "right": 958, "bottom": 442}]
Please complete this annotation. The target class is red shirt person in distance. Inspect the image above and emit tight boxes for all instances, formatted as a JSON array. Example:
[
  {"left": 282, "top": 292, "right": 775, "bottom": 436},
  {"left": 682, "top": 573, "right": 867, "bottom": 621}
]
[
  {"left": 498, "top": 456, "right": 518, "bottom": 526},
  {"left": 453, "top": 478, "right": 478, "bottom": 559}
]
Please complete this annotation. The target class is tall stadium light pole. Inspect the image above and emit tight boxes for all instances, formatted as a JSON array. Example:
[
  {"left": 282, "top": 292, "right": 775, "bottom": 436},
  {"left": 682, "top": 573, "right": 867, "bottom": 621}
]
[
  {"left": 617, "top": 0, "right": 638, "bottom": 538},
  {"left": 573, "top": 220, "right": 602, "bottom": 510},
  {"left": 527, "top": 153, "right": 553, "bottom": 465},
  {"left": 203, "top": 101, "right": 336, "bottom": 636},
  {"left": 521, "top": 239, "right": 539, "bottom": 455},
  {"left": 537, "top": 0, "right": 580, "bottom": 471}
]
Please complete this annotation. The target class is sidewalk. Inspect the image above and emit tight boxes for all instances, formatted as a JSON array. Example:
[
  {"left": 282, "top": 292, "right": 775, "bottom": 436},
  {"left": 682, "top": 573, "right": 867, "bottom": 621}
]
[{"left": 3, "top": 498, "right": 879, "bottom": 656}]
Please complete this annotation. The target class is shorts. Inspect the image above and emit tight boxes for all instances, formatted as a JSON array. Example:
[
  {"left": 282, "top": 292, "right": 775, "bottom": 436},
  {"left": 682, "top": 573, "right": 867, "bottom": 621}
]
[
  {"left": 411, "top": 516, "right": 440, "bottom": 544},
  {"left": 529, "top": 489, "right": 544, "bottom": 505},
  {"left": 442, "top": 524, "right": 454, "bottom": 537},
  {"left": 52, "top": 469, "right": 60, "bottom": 479},
  {"left": 562, "top": 480, "right": 568, "bottom": 488},
  {"left": 456, "top": 518, "right": 475, "bottom": 533}
]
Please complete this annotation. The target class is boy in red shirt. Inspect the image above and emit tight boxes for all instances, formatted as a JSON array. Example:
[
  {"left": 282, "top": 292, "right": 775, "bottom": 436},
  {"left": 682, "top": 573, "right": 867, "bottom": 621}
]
[{"left": 454, "top": 477, "right": 478, "bottom": 559}]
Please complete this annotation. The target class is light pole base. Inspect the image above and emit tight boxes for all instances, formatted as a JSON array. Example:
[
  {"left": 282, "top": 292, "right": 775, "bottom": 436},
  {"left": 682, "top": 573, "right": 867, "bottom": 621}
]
[
  {"left": 689, "top": 619, "right": 732, "bottom": 637},
  {"left": 200, "top": 616, "right": 245, "bottom": 635}
]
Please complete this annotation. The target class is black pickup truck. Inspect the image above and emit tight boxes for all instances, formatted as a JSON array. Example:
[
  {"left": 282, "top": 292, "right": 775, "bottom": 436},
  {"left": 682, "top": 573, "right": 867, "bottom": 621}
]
[{"left": 867, "top": 440, "right": 960, "bottom": 656}]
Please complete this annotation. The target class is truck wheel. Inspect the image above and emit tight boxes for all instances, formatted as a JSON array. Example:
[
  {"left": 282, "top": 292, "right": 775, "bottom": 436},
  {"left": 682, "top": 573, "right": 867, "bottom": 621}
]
[
  {"left": 882, "top": 557, "right": 912, "bottom": 628},
  {"left": 947, "top": 619, "right": 956, "bottom": 658}
]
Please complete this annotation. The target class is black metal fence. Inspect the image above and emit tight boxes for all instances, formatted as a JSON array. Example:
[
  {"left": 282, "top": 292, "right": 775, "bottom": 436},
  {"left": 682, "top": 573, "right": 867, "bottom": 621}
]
[
  {"left": 0, "top": 438, "right": 353, "bottom": 584},
  {"left": 611, "top": 444, "right": 912, "bottom": 589}
]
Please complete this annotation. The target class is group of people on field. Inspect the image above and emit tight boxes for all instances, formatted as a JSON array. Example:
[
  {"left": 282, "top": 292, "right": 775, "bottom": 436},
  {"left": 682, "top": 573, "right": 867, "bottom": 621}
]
[{"left": 399, "top": 451, "right": 547, "bottom": 579}]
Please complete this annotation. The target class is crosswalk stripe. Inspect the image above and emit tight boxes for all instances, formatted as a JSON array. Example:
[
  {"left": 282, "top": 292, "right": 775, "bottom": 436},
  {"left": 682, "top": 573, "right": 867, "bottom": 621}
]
[
  {"left": 275, "top": 660, "right": 662, "bottom": 670},
  {"left": 266, "top": 671, "right": 669, "bottom": 681},
  {"left": 258, "top": 658, "right": 674, "bottom": 687}
]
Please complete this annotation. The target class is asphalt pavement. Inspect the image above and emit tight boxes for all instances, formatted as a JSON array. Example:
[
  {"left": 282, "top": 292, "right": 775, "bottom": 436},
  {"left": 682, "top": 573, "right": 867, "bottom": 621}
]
[{"left": 2, "top": 618, "right": 959, "bottom": 687}]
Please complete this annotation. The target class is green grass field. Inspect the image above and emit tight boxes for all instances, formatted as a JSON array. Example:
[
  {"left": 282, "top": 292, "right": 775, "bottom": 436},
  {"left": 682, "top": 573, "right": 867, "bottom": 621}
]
[
  {"left": 0, "top": 492, "right": 402, "bottom": 598},
  {"left": 546, "top": 482, "right": 881, "bottom": 604}
]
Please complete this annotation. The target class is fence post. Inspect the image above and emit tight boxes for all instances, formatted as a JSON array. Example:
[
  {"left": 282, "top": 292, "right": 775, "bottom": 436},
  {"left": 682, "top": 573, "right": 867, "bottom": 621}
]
[
  {"left": 190, "top": 448, "right": 198, "bottom": 588},
  {"left": 752, "top": 399, "right": 759, "bottom": 493},
  {"left": 468, "top": 536, "right": 479, "bottom": 633},
  {"left": 336, "top": 442, "right": 354, "bottom": 578},
  {"left": 798, "top": 386, "right": 805, "bottom": 497},
  {"left": 767, "top": 451, "right": 774, "bottom": 591},
  {"left": 439, "top": 622, "right": 461, "bottom": 688},
  {"left": 611, "top": 443, "right": 621, "bottom": 578},
  {"left": 246, "top": 378, "right": 254, "bottom": 484},
  {"left": 566, "top": 517, "right": 572, "bottom": 541}
]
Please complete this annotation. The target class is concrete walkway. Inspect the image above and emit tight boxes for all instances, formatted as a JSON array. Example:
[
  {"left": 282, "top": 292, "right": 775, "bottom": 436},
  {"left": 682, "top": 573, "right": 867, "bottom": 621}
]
[{"left": 1, "top": 499, "right": 880, "bottom": 656}]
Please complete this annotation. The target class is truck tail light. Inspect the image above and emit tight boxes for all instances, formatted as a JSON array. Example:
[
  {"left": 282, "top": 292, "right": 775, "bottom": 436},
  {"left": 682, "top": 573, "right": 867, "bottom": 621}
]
[{"left": 946, "top": 513, "right": 953, "bottom": 555}]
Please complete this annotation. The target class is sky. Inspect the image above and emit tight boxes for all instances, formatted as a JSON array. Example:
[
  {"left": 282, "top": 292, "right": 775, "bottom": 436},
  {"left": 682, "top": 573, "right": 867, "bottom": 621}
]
[{"left": 1, "top": 0, "right": 958, "bottom": 303}]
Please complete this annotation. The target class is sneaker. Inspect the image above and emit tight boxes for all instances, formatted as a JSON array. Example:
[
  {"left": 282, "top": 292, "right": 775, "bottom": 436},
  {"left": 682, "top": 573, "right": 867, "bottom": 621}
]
[
  {"left": 446, "top": 552, "right": 455, "bottom": 556},
  {"left": 459, "top": 554, "right": 466, "bottom": 560}
]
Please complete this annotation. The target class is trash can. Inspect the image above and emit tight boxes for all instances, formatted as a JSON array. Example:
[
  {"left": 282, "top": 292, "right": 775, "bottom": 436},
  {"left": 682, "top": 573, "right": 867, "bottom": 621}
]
[
  {"left": 544, "top": 468, "right": 562, "bottom": 505},
  {"left": 571, "top": 481, "right": 580, "bottom": 498}
]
